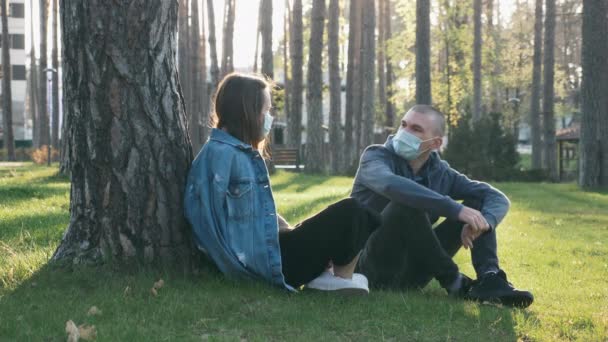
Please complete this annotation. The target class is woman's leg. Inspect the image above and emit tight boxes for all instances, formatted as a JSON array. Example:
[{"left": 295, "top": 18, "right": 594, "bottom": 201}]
[{"left": 279, "top": 198, "right": 381, "bottom": 288}]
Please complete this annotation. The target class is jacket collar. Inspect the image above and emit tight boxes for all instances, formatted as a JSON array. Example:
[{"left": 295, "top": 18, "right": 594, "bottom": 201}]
[{"left": 209, "top": 128, "right": 253, "bottom": 151}]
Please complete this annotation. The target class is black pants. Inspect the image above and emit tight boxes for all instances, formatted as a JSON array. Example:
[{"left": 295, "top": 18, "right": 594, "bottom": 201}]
[
  {"left": 279, "top": 198, "right": 382, "bottom": 288},
  {"left": 357, "top": 200, "right": 499, "bottom": 290}
]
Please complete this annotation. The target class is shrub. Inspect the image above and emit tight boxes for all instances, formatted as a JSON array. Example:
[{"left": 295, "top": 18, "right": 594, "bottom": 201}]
[{"left": 29, "top": 145, "right": 60, "bottom": 165}]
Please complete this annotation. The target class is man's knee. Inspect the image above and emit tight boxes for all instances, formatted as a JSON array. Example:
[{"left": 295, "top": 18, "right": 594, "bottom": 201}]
[{"left": 382, "top": 201, "right": 430, "bottom": 226}]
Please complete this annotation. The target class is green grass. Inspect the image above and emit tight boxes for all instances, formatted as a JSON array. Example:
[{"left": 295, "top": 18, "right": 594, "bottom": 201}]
[{"left": 1, "top": 163, "right": 607, "bottom": 341}]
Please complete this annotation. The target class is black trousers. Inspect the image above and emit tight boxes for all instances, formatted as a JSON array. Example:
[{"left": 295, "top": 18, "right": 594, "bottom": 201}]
[
  {"left": 279, "top": 198, "right": 382, "bottom": 288},
  {"left": 357, "top": 200, "right": 499, "bottom": 290}
]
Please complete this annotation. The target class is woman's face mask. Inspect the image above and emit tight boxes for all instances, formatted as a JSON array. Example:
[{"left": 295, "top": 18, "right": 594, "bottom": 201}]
[
  {"left": 392, "top": 129, "right": 436, "bottom": 160},
  {"left": 262, "top": 111, "right": 274, "bottom": 137}
]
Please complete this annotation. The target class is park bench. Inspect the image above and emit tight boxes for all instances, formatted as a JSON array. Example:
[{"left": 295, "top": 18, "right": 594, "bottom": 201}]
[{"left": 271, "top": 147, "right": 302, "bottom": 171}]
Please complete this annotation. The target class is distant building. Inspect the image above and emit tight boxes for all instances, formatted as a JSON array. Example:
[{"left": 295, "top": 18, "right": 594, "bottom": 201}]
[{"left": 0, "top": 0, "right": 27, "bottom": 141}]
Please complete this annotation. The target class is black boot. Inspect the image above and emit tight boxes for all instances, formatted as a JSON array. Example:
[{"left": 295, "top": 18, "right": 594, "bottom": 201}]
[{"left": 467, "top": 270, "right": 534, "bottom": 308}]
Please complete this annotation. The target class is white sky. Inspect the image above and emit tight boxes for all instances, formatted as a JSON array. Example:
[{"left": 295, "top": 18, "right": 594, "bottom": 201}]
[{"left": 25, "top": 0, "right": 517, "bottom": 69}]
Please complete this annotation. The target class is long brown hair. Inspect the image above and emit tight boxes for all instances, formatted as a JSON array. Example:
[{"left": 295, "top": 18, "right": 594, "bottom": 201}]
[{"left": 210, "top": 73, "right": 272, "bottom": 156}]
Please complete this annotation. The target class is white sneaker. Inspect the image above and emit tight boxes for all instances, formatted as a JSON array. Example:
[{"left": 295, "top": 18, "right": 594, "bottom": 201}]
[{"left": 306, "top": 271, "right": 369, "bottom": 295}]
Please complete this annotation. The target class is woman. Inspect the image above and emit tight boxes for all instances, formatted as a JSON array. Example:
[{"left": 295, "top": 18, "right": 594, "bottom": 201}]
[{"left": 184, "top": 73, "right": 381, "bottom": 292}]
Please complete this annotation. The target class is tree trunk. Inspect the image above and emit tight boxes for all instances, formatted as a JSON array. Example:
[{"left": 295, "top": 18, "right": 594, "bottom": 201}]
[
  {"left": 39, "top": 0, "right": 50, "bottom": 147},
  {"left": 360, "top": 0, "right": 376, "bottom": 150},
  {"left": 543, "top": 0, "right": 557, "bottom": 180},
  {"left": 377, "top": 0, "right": 386, "bottom": 123},
  {"left": 52, "top": 0, "right": 194, "bottom": 268},
  {"left": 253, "top": 2, "right": 261, "bottom": 73},
  {"left": 345, "top": 0, "right": 362, "bottom": 169},
  {"left": 260, "top": 0, "right": 273, "bottom": 78},
  {"left": 52, "top": 0, "right": 60, "bottom": 154},
  {"left": 178, "top": 0, "right": 190, "bottom": 119},
  {"left": 287, "top": 0, "right": 303, "bottom": 149},
  {"left": 384, "top": 0, "right": 395, "bottom": 128},
  {"left": 472, "top": 0, "right": 482, "bottom": 121},
  {"left": 415, "top": 0, "right": 431, "bottom": 104},
  {"left": 305, "top": 0, "right": 326, "bottom": 174},
  {"left": 1, "top": 0, "right": 15, "bottom": 160},
  {"left": 199, "top": 0, "right": 209, "bottom": 144},
  {"left": 206, "top": 0, "right": 220, "bottom": 89},
  {"left": 220, "top": 0, "right": 235, "bottom": 78},
  {"left": 30, "top": 0, "right": 40, "bottom": 149},
  {"left": 189, "top": 0, "right": 201, "bottom": 151},
  {"left": 530, "top": 0, "right": 543, "bottom": 170},
  {"left": 328, "top": 0, "right": 341, "bottom": 174},
  {"left": 283, "top": 0, "right": 290, "bottom": 124},
  {"left": 579, "top": 0, "right": 608, "bottom": 189}
]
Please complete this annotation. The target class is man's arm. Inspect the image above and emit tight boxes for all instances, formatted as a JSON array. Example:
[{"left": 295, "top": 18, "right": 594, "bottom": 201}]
[
  {"left": 447, "top": 168, "right": 511, "bottom": 230},
  {"left": 356, "top": 149, "right": 464, "bottom": 221}
]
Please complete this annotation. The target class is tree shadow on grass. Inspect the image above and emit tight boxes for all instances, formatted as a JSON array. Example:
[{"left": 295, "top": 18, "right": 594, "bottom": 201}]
[
  {"left": 271, "top": 173, "right": 334, "bottom": 193},
  {"left": 0, "top": 211, "right": 68, "bottom": 244},
  {"left": 0, "top": 185, "right": 68, "bottom": 208}
]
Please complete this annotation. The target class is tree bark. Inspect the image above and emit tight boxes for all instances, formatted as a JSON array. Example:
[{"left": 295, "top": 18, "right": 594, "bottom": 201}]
[
  {"left": 189, "top": 0, "right": 201, "bottom": 151},
  {"left": 472, "top": 0, "right": 482, "bottom": 121},
  {"left": 52, "top": 0, "right": 194, "bottom": 268},
  {"left": 579, "top": 0, "right": 608, "bottom": 188},
  {"left": 328, "top": 0, "right": 341, "bottom": 174},
  {"left": 283, "top": 0, "right": 290, "bottom": 124},
  {"left": 287, "top": 0, "right": 303, "bottom": 149},
  {"left": 260, "top": 0, "right": 273, "bottom": 79},
  {"left": 384, "top": 0, "right": 395, "bottom": 128},
  {"left": 51, "top": 0, "right": 60, "bottom": 155},
  {"left": 199, "top": 0, "right": 209, "bottom": 144},
  {"left": 220, "top": 0, "right": 235, "bottom": 78},
  {"left": 345, "top": 0, "right": 362, "bottom": 169},
  {"left": 377, "top": 0, "right": 386, "bottom": 123},
  {"left": 178, "top": 0, "right": 190, "bottom": 118},
  {"left": 1, "top": 0, "right": 15, "bottom": 160},
  {"left": 415, "top": 0, "right": 431, "bottom": 104},
  {"left": 206, "top": 0, "right": 220, "bottom": 89},
  {"left": 39, "top": 0, "right": 50, "bottom": 147},
  {"left": 530, "top": 0, "right": 543, "bottom": 170},
  {"left": 360, "top": 0, "right": 376, "bottom": 150},
  {"left": 305, "top": 0, "right": 326, "bottom": 174},
  {"left": 543, "top": 0, "right": 557, "bottom": 180}
]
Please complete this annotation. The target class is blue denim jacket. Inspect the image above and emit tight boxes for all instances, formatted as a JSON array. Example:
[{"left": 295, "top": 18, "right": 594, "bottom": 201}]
[{"left": 184, "top": 129, "right": 291, "bottom": 290}]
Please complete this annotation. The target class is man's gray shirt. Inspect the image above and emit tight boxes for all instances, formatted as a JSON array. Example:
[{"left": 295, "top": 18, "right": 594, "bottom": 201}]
[{"left": 350, "top": 135, "right": 510, "bottom": 229}]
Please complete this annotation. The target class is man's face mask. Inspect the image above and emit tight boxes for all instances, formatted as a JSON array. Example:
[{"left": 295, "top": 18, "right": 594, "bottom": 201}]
[{"left": 392, "top": 129, "right": 437, "bottom": 160}]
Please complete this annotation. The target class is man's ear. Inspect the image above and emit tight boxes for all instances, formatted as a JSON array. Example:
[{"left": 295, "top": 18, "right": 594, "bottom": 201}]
[{"left": 432, "top": 137, "right": 443, "bottom": 150}]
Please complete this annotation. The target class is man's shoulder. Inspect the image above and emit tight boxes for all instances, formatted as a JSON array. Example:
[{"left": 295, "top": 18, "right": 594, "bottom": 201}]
[{"left": 361, "top": 144, "right": 393, "bottom": 161}]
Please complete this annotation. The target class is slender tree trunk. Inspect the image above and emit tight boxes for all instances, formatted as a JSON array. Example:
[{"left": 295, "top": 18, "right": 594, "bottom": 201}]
[
  {"left": 283, "top": 0, "right": 290, "bottom": 125},
  {"left": 543, "top": 0, "right": 557, "bottom": 180},
  {"left": 415, "top": 0, "right": 431, "bottom": 104},
  {"left": 530, "top": 0, "right": 543, "bottom": 170},
  {"left": 287, "top": 0, "right": 303, "bottom": 149},
  {"left": 207, "top": 0, "right": 220, "bottom": 89},
  {"left": 220, "top": 0, "right": 235, "bottom": 77},
  {"left": 200, "top": 0, "right": 209, "bottom": 143},
  {"left": 253, "top": 2, "right": 261, "bottom": 73},
  {"left": 579, "top": 0, "right": 608, "bottom": 188},
  {"left": 30, "top": 0, "right": 40, "bottom": 148},
  {"left": 472, "top": 0, "right": 482, "bottom": 121},
  {"left": 360, "top": 0, "right": 376, "bottom": 150},
  {"left": 328, "top": 0, "right": 341, "bottom": 174},
  {"left": 260, "top": 0, "right": 273, "bottom": 78},
  {"left": 178, "top": 0, "right": 190, "bottom": 120},
  {"left": 51, "top": 0, "right": 59, "bottom": 153},
  {"left": 345, "top": 0, "right": 362, "bottom": 168},
  {"left": 305, "top": 0, "right": 326, "bottom": 174},
  {"left": 53, "top": 0, "right": 194, "bottom": 268},
  {"left": 377, "top": 0, "right": 386, "bottom": 123},
  {"left": 189, "top": 0, "right": 201, "bottom": 151},
  {"left": 39, "top": 0, "right": 50, "bottom": 147},
  {"left": 384, "top": 0, "right": 395, "bottom": 128},
  {"left": 1, "top": 0, "right": 15, "bottom": 160}
]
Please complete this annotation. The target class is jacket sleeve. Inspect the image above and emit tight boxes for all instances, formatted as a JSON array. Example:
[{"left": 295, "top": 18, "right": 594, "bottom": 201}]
[
  {"left": 447, "top": 167, "right": 510, "bottom": 229},
  {"left": 356, "top": 148, "right": 464, "bottom": 221}
]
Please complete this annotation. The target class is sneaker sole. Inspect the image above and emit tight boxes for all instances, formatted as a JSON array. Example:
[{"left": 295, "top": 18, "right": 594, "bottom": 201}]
[
  {"left": 469, "top": 293, "right": 534, "bottom": 308},
  {"left": 305, "top": 287, "right": 369, "bottom": 296}
]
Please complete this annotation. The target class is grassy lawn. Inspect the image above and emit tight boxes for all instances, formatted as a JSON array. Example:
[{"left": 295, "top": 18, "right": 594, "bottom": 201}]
[{"left": 1, "top": 163, "right": 607, "bottom": 341}]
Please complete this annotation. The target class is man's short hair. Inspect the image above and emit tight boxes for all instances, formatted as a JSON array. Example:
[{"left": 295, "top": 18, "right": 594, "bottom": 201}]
[{"left": 406, "top": 104, "right": 446, "bottom": 136}]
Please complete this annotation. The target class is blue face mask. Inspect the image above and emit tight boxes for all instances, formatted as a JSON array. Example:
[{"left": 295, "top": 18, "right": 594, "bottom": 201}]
[
  {"left": 392, "top": 129, "right": 435, "bottom": 160},
  {"left": 262, "top": 111, "right": 274, "bottom": 137}
]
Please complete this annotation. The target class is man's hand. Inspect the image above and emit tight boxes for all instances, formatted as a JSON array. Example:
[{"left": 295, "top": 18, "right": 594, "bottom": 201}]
[
  {"left": 457, "top": 206, "right": 490, "bottom": 234},
  {"left": 460, "top": 223, "right": 489, "bottom": 249}
]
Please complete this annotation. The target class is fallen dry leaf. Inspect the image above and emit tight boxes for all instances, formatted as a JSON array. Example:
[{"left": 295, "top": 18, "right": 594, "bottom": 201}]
[
  {"left": 150, "top": 287, "right": 158, "bottom": 297},
  {"left": 123, "top": 285, "right": 131, "bottom": 297},
  {"left": 87, "top": 306, "right": 102, "bottom": 316},
  {"left": 153, "top": 279, "right": 164, "bottom": 290},
  {"left": 78, "top": 324, "right": 97, "bottom": 341},
  {"left": 66, "top": 320, "right": 79, "bottom": 342}
]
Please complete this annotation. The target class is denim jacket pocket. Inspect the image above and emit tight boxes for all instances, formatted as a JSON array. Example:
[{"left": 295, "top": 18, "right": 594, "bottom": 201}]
[{"left": 226, "top": 180, "right": 253, "bottom": 219}]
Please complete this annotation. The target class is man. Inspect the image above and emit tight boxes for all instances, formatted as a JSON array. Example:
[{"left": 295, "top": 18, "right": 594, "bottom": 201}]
[{"left": 351, "top": 104, "right": 534, "bottom": 308}]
